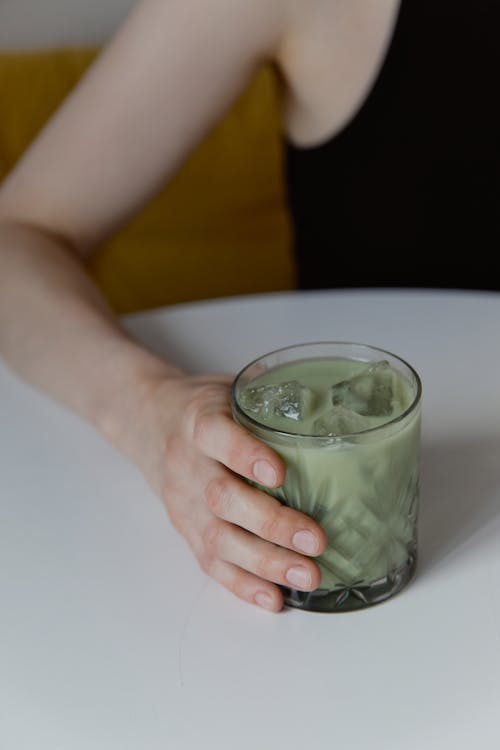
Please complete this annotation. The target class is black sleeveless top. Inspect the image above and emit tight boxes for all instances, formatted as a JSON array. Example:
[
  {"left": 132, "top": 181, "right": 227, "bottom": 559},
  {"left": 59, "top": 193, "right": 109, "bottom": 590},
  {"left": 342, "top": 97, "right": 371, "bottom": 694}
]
[{"left": 285, "top": 0, "right": 500, "bottom": 290}]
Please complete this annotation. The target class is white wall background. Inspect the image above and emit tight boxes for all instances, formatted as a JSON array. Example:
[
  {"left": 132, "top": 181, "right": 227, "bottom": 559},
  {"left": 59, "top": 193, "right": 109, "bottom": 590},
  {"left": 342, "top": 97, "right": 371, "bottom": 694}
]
[{"left": 0, "top": 0, "right": 136, "bottom": 49}]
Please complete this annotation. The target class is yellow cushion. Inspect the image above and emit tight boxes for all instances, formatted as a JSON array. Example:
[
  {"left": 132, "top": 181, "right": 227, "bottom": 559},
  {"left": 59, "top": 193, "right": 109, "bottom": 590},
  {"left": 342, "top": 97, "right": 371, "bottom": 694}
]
[{"left": 0, "top": 49, "right": 294, "bottom": 313}]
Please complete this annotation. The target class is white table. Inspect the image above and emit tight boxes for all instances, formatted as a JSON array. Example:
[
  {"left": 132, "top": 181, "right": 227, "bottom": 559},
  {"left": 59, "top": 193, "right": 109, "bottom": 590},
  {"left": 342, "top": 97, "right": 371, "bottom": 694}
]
[{"left": 1, "top": 289, "right": 500, "bottom": 750}]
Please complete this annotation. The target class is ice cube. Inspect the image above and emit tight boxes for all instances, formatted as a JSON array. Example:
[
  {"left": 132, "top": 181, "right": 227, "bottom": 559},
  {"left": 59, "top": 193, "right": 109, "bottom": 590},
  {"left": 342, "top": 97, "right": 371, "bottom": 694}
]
[
  {"left": 239, "top": 383, "right": 278, "bottom": 419},
  {"left": 276, "top": 381, "right": 316, "bottom": 420},
  {"left": 313, "top": 405, "right": 372, "bottom": 436},
  {"left": 239, "top": 380, "right": 315, "bottom": 422},
  {"left": 330, "top": 361, "right": 395, "bottom": 417}
]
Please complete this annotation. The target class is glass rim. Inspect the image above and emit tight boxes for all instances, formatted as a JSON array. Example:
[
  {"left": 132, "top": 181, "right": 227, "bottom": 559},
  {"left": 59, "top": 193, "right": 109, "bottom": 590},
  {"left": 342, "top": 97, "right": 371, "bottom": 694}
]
[{"left": 231, "top": 341, "right": 422, "bottom": 441}]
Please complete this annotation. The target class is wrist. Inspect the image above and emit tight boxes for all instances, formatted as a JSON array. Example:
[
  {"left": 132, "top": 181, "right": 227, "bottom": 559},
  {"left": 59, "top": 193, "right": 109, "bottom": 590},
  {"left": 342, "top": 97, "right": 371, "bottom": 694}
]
[{"left": 92, "top": 338, "right": 184, "bottom": 461}]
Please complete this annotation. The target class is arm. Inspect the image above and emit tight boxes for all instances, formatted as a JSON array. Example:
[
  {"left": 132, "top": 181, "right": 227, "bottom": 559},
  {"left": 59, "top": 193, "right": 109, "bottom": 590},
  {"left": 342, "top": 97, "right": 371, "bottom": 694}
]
[
  {"left": 0, "top": 0, "right": 326, "bottom": 610},
  {"left": 0, "top": 0, "right": 283, "bottom": 443}
]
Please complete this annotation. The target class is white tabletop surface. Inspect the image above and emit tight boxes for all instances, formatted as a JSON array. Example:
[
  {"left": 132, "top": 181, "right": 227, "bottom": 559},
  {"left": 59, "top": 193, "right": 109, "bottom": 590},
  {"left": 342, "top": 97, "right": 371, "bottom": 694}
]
[{"left": 1, "top": 289, "right": 500, "bottom": 749}]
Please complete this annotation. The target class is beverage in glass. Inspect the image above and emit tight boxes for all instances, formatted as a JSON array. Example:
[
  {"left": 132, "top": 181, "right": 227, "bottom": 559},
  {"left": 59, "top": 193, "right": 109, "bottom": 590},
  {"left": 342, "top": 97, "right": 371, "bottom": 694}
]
[{"left": 231, "top": 342, "right": 422, "bottom": 612}]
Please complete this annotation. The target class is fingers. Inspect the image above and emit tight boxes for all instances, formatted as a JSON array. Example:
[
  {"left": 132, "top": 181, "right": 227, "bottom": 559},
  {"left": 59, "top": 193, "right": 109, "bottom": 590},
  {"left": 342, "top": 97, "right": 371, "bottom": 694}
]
[
  {"left": 161, "top": 377, "right": 328, "bottom": 613},
  {"left": 203, "top": 519, "right": 323, "bottom": 592},
  {"left": 204, "top": 558, "right": 284, "bottom": 612},
  {"left": 166, "top": 460, "right": 326, "bottom": 614},
  {"left": 196, "top": 518, "right": 322, "bottom": 612},
  {"left": 204, "top": 474, "right": 327, "bottom": 557},
  {"left": 193, "top": 410, "right": 286, "bottom": 488}
]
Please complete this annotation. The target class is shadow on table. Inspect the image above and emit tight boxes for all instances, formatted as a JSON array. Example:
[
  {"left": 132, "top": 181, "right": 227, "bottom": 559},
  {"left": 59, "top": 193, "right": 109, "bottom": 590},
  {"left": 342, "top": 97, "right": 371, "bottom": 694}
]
[{"left": 418, "top": 434, "right": 500, "bottom": 573}]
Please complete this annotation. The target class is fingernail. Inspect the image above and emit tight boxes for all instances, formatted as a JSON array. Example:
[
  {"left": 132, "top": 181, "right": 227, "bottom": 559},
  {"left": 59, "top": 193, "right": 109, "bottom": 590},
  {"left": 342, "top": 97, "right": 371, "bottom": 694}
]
[
  {"left": 292, "top": 530, "right": 319, "bottom": 555},
  {"left": 255, "top": 592, "right": 274, "bottom": 611},
  {"left": 253, "top": 460, "right": 277, "bottom": 487},
  {"left": 286, "top": 566, "right": 312, "bottom": 590}
]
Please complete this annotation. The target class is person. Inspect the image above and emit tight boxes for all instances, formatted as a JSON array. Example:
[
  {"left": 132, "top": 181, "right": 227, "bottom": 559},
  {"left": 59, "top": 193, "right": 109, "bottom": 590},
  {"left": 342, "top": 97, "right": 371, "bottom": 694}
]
[{"left": 0, "top": 0, "right": 498, "bottom": 612}]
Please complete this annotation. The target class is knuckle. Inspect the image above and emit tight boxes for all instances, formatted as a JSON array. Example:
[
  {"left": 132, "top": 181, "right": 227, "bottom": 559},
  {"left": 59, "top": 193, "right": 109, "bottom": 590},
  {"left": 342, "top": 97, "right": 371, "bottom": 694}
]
[
  {"left": 260, "top": 508, "right": 283, "bottom": 543},
  {"left": 201, "top": 519, "right": 225, "bottom": 557},
  {"left": 223, "top": 421, "right": 246, "bottom": 449},
  {"left": 186, "top": 384, "right": 227, "bottom": 419},
  {"left": 255, "top": 552, "right": 277, "bottom": 581},
  {"left": 225, "top": 426, "right": 266, "bottom": 471},
  {"left": 199, "top": 383, "right": 228, "bottom": 403},
  {"left": 226, "top": 568, "right": 249, "bottom": 600},
  {"left": 192, "top": 411, "right": 216, "bottom": 448},
  {"left": 204, "top": 476, "right": 233, "bottom": 516},
  {"left": 226, "top": 440, "right": 248, "bottom": 471}
]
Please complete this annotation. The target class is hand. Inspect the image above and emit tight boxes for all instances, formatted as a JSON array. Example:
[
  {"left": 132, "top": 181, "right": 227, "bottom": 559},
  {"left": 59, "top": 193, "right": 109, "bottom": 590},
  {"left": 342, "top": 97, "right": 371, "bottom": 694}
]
[{"left": 131, "top": 373, "right": 327, "bottom": 612}]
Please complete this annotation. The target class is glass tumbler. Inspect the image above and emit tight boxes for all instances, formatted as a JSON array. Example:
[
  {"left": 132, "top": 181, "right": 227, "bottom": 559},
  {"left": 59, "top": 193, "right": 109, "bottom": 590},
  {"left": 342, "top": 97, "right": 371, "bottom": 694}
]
[{"left": 231, "top": 342, "right": 422, "bottom": 613}]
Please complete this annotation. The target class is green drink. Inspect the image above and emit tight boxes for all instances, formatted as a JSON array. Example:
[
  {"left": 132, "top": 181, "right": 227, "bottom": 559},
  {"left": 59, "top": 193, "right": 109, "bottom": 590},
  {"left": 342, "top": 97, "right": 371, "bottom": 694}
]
[{"left": 231, "top": 343, "right": 422, "bottom": 613}]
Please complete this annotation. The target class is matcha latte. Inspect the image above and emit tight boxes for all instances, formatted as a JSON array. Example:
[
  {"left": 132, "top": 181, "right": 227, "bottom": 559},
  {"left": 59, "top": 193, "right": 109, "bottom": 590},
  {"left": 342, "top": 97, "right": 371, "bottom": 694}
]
[{"left": 231, "top": 343, "right": 422, "bottom": 613}]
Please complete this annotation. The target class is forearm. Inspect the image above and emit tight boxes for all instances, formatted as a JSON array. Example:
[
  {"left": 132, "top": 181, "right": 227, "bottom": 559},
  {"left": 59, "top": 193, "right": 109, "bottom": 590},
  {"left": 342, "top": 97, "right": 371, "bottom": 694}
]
[
  {"left": 0, "top": 222, "right": 327, "bottom": 614},
  {"left": 0, "top": 221, "right": 182, "bottom": 452}
]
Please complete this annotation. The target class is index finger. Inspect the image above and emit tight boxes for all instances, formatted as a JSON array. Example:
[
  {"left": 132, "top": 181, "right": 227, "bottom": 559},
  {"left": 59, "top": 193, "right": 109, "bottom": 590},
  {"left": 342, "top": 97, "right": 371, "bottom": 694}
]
[{"left": 193, "top": 411, "right": 286, "bottom": 488}]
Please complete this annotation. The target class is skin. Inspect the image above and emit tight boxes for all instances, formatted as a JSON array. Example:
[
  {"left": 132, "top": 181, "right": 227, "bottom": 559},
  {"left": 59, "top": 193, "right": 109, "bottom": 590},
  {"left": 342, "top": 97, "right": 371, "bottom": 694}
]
[{"left": 0, "top": 0, "right": 401, "bottom": 611}]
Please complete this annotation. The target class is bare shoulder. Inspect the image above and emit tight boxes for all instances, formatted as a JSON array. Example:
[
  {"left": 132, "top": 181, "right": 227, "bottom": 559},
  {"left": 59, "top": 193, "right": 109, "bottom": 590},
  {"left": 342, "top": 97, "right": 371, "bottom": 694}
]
[
  {"left": 116, "top": 0, "right": 291, "bottom": 57},
  {"left": 0, "top": 0, "right": 292, "bottom": 254},
  {"left": 275, "top": 0, "right": 402, "bottom": 145}
]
